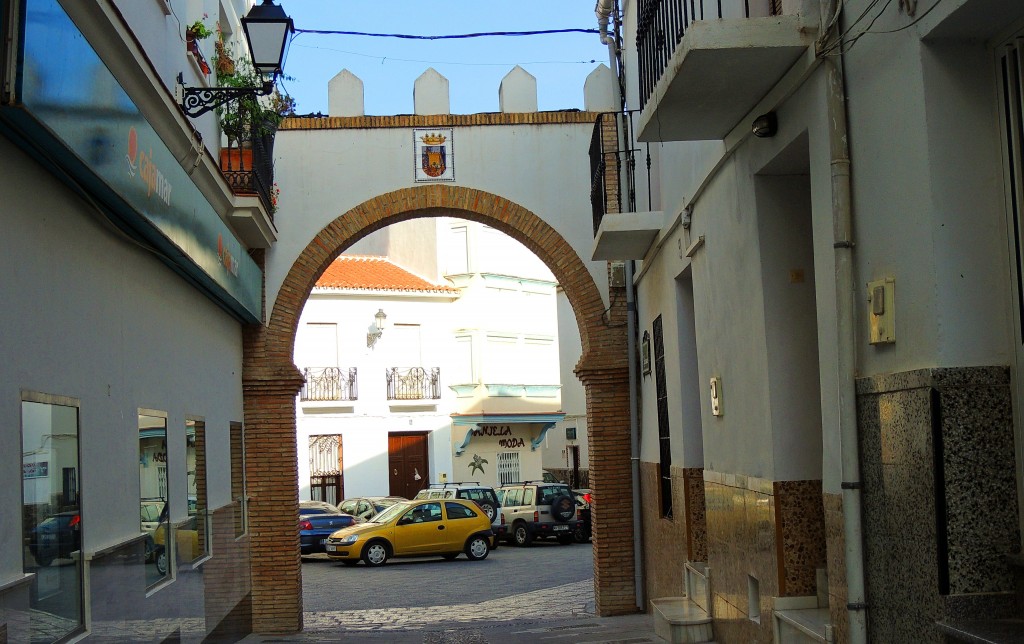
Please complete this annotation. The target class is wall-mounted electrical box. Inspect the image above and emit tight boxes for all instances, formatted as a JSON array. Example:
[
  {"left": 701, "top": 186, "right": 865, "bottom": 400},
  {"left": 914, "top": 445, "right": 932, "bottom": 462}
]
[
  {"left": 710, "top": 377, "right": 723, "bottom": 417},
  {"left": 867, "top": 277, "right": 895, "bottom": 344}
]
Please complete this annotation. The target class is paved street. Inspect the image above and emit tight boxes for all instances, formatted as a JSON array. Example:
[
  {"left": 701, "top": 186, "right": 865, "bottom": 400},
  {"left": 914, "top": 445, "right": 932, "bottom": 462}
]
[{"left": 240, "top": 540, "right": 665, "bottom": 643}]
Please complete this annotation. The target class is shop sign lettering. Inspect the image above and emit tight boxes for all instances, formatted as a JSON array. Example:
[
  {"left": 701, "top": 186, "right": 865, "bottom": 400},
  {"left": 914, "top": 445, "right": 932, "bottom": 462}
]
[
  {"left": 473, "top": 425, "right": 511, "bottom": 437},
  {"left": 498, "top": 438, "right": 525, "bottom": 449}
]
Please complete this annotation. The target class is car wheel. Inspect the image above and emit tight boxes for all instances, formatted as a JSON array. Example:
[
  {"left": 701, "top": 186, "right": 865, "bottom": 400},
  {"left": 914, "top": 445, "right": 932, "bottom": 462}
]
[
  {"left": 549, "top": 494, "right": 576, "bottom": 522},
  {"left": 340, "top": 559, "right": 359, "bottom": 566},
  {"left": 362, "top": 540, "right": 389, "bottom": 567},
  {"left": 574, "top": 525, "right": 590, "bottom": 543},
  {"left": 465, "top": 536, "right": 490, "bottom": 561},
  {"left": 156, "top": 548, "right": 168, "bottom": 575},
  {"left": 513, "top": 522, "right": 533, "bottom": 546},
  {"left": 33, "top": 552, "right": 53, "bottom": 568},
  {"left": 443, "top": 553, "right": 459, "bottom": 561},
  {"left": 479, "top": 503, "right": 496, "bottom": 522}
]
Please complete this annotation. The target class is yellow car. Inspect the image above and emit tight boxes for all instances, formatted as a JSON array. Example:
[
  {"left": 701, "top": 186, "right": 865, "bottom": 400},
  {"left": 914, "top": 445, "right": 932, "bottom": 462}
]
[{"left": 324, "top": 498, "right": 494, "bottom": 566}]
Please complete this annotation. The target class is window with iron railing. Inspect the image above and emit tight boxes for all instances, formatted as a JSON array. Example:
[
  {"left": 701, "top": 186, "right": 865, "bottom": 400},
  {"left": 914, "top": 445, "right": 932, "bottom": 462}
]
[
  {"left": 301, "top": 367, "right": 358, "bottom": 402},
  {"left": 218, "top": 99, "right": 277, "bottom": 217},
  {"left": 386, "top": 367, "right": 441, "bottom": 400},
  {"left": 636, "top": 0, "right": 777, "bottom": 110}
]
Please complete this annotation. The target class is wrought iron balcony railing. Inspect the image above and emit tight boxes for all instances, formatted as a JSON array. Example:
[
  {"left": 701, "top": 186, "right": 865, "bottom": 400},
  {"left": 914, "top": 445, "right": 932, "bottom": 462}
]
[
  {"left": 589, "top": 111, "right": 653, "bottom": 234},
  {"left": 301, "top": 367, "right": 358, "bottom": 402},
  {"left": 218, "top": 100, "right": 277, "bottom": 217},
  {"left": 386, "top": 367, "right": 441, "bottom": 401},
  {"left": 637, "top": 0, "right": 776, "bottom": 110}
]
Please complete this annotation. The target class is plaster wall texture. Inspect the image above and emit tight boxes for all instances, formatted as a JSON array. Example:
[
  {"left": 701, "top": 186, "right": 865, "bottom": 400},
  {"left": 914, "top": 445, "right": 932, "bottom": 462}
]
[
  {"left": 268, "top": 121, "right": 609, "bottom": 328},
  {"left": 625, "top": 17, "right": 840, "bottom": 485},
  {"left": 840, "top": 1, "right": 1011, "bottom": 373},
  {"left": 112, "top": 0, "right": 247, "bottom": 157},
  {"left": 0, "top": 134, "right": 245, "bottom": 579}
]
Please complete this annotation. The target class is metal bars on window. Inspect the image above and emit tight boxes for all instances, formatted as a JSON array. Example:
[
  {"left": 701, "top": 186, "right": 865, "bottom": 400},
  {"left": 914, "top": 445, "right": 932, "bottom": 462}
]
[
  {"left": 309, "top": 435, "right": 344, "bottom": 505},
  {"left": 497, "top": 452, "right": 521, "bottom": 486},
  {"left": 301, "top": 367, "right": 358, "bottom": 402},
  {"left": 653, "top": 316, "right": 673, "bottom": 518}
]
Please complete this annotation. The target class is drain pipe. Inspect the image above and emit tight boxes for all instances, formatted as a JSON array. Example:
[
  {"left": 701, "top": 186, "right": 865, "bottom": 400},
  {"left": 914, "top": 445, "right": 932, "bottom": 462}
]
[{"left": 819, "top": 10, "right": 868, "bottom": 643}]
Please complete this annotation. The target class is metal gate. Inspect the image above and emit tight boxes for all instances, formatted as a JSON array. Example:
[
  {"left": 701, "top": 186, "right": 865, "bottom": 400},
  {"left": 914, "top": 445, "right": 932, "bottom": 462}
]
[{"left": 309, "top": 435, "right": 344, "bottom": 505}]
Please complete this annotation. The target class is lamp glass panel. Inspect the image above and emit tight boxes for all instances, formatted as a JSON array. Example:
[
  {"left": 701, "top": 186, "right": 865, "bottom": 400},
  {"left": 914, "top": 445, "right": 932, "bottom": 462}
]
[{"left": 245, "top": 22, "right": 290, "bottom": 73}]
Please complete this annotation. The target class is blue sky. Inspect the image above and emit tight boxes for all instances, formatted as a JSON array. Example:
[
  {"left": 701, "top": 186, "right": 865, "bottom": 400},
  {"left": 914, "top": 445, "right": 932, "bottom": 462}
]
[{"left": 279, "top": 1, "right": 611, "bottom": 116}]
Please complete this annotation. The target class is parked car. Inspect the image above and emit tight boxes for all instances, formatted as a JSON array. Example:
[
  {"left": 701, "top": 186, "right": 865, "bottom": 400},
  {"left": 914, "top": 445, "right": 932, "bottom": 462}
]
[
  {"left": 414, "top": 482, "right": 504, "bottom": 545},
  {"left": 299, "top": 501, "right": 362, "bottom": 555},
  {"left": 497, "top": 481, "right": 579, "bottom": 546},
  {"left": 324, "top": 498, "right": 494, "bottom": 566},
  {"left": 140, "top": 499, "right": 169, "bottom": 575},
  {"left": 573, "top": 489, "right": 592, "bottom": 543},
  {"left": 337, "top": 496, "right": 406, "bottom": 521},
  {"left": 27, "top": 510, "right": 81, "bottom": 567}
]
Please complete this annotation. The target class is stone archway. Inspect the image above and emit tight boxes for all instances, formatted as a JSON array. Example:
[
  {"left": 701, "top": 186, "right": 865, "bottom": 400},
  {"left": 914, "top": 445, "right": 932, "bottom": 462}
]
[{"left": 243, "top": 184, "right": 633, "bottom": 633}]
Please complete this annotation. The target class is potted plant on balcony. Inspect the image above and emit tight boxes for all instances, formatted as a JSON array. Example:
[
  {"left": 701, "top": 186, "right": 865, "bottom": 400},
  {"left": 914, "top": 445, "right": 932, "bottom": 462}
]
[{"left": 185, "top": 15, "right": 213, "bottom": 75}]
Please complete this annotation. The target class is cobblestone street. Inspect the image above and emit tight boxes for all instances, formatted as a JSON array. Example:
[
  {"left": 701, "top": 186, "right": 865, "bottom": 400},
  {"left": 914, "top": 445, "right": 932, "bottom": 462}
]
[{"left": 241, "top": 541, "right": 664, "bottom": 643}]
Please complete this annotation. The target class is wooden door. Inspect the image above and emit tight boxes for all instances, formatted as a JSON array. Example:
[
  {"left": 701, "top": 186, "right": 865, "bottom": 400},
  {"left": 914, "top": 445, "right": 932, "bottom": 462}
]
[{"left": 388, "top": 433, "right": 429, "bottom": 499}]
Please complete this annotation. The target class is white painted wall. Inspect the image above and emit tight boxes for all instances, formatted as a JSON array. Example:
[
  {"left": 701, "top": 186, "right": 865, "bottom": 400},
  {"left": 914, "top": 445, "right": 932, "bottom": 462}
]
[
  {"left": 0, "top": 135, "right": 245, "bottom": 581},
  {"left": 269, "top": 119, "right": 610, "bottom": 331}
]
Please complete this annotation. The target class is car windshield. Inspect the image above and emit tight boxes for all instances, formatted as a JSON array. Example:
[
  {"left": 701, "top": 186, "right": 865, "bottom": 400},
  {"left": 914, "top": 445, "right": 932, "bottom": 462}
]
[{"left": 370, "top": 502, "right": 409, "bottom": 523}]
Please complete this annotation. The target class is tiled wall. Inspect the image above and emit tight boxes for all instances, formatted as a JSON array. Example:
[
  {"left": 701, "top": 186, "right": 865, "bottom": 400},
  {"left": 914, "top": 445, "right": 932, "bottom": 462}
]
[
  {"left": 704, "top": 472, "right": 826, "bottom": 643},
  {"left": 823, "top": 492, "right": 848, "bottom": 644},
  {"left": 857, "top": 366, "right": 1019, "bottom": 642}
]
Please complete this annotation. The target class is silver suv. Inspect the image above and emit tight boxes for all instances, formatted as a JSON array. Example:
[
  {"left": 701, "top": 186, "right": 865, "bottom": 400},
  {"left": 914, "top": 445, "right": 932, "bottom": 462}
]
[
  {"left": 497, "top": 481, "right": 579, "bottom": 546},
  {"left": 414, "top": 482, "right": 505, "bottom": 545}
]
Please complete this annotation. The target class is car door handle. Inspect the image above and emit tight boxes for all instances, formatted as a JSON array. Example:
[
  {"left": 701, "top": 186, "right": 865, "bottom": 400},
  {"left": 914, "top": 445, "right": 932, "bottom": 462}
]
[{"left": 438, "top": 525, "right": 445, "bottom": 530}]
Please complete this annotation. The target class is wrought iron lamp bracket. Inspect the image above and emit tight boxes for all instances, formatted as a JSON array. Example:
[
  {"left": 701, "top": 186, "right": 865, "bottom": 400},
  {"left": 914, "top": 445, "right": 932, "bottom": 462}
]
[{"left": 178, "top": 73, "right": 275, "bottom": 118}]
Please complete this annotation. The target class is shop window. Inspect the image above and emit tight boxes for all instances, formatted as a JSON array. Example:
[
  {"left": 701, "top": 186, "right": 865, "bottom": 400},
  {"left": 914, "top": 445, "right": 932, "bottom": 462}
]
[
  {"left": 21, "top": 393, "right": 84, "bottom": 642},
  {"left": 231, "top": 421, "right": 246, "bottom": 537},
  {"left": 139, "top": 411, "right": 170, "bottom": 586},
  {"left": 183, "top": 418, "right": 208, "bottom": 562}
]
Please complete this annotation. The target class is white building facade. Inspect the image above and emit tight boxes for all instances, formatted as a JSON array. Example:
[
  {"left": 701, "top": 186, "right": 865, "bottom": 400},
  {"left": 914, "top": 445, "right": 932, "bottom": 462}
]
[
  {"left": 596, "top": 0, "right": 1024, "bottom": 640},
  {"left": 294, "top": 217, "right": 587, "bottom": 500}
]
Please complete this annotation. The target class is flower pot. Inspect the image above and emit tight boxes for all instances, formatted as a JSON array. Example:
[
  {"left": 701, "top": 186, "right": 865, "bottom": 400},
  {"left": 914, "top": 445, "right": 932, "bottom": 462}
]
[{"left": 220, "top": 147, "right": 253, "bottom": 171}]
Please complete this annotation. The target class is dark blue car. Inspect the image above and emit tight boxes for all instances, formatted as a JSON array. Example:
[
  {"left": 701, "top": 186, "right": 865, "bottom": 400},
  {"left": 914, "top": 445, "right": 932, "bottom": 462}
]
[
  {"left": 299, "top": 502, "right": 361, "bottom": 555},
  {"left": 28, "top": 510, "right": 81, "bottom": 567}
]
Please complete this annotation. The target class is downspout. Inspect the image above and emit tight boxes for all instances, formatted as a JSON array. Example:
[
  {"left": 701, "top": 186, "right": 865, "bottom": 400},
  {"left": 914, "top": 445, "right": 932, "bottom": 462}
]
[
  {"left": 597, "top": 0, "right": 646, "bottom": 612},
  {"left": 818, "top": 4, "right": 868, "bottom": 641}
]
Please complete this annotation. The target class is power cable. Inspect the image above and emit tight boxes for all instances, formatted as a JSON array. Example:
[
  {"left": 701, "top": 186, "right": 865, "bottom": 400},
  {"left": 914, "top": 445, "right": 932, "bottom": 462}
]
[
  {"left": 294, "top": 28, "right": 600, "bottom": 40},
  {"left": 292, "top": 42, "right": 599, "bottom": 67}
]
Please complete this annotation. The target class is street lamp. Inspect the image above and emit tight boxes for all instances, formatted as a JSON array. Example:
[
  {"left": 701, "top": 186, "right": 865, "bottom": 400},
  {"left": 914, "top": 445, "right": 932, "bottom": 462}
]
[
  {"left": 180, "top": 0, "right": 294, "bottom": 118},
  {"left": 367, "top": 309, "right": 387, "bottom": 349}
]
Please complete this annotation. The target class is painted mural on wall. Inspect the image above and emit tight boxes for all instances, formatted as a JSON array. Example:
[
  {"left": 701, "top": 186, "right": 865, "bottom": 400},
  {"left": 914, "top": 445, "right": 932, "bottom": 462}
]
[{"left": 414, "top": 129, "right": 454, "bottom": 182}]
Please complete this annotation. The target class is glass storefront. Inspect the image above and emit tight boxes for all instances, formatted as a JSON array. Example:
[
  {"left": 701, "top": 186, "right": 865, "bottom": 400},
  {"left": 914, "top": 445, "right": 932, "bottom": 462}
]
[{"left": 21, "top": 396, "right": 83, "bottom": 643}]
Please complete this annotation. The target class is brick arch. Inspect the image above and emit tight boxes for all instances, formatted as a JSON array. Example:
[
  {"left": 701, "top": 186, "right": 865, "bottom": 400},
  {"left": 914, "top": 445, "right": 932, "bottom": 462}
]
[{"left": 243, "top": 184, "right": 634, "bottom": 634}]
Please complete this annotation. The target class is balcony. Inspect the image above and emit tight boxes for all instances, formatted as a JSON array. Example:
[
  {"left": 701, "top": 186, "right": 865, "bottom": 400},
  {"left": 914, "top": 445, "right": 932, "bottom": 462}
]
[
  {"left": 300, "top": 367, "right": 358, "bottom": 402},
  {"left": 387, "top": 367, "right": 442, "bottom": 401},
  {"left": 589, "top": 111, "right": 665, "bottom": 261},
  {"left": 218, "top": 99, "right": 277, "bottom": 218},
  {"left": 635, "top": 0, "right": 813, "bottom": 141}
]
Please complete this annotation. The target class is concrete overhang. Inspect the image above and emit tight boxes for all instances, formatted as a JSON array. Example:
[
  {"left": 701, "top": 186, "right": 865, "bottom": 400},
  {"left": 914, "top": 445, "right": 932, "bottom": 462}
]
[
  {"left": 230, "top": 197, "right": 279, "bottom": 249},
  {"left": 591, "top": 211, "right": 666, "bottom": 261},
  {"left": 637, "top": 16, "right": 813, "bottom": 142}
]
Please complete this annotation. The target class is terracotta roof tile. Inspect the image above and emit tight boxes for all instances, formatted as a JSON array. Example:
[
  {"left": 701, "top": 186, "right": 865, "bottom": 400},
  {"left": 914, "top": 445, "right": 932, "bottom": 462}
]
[{"left": 315, "top": 255, "right": 460, "bottom": 294}]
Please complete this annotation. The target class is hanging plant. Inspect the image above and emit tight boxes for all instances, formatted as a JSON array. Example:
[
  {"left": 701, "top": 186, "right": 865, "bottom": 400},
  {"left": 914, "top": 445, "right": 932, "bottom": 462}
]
[{"left": 186, "top": 15, "right": 213, "bottom": 41}]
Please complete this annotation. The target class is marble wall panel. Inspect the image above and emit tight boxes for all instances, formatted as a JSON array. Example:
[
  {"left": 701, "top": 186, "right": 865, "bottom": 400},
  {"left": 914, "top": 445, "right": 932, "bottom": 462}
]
[
  {"left": 775, "top": 480, "right": 826, "bottom": 597},
  {"left": 683, "top": 468, "right": 709, "bottom": 561},
  {"left": 639, "top": 462, "right": 687, "bottom": 602},
  {"left": 856, "top": 366, "right": 1017, "bottom": 643}
]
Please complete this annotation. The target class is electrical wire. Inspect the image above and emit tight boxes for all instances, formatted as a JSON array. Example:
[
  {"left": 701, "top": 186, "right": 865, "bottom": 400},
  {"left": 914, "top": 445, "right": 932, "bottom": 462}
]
[
  {"left": 294, "top": 28, "right": 600, "bottom": 40},
  {"left": 291, "top": 42, "right": 599, "bottom": 67}
]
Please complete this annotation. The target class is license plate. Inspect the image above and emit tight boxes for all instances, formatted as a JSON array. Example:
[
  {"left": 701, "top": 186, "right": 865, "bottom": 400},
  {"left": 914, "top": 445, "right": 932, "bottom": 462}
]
[
  {"left": 553, "top": 525, "right": 568, "bottom": 531},
  {"left": 325, "top": 545, "right": 336, "bottom": 552}
]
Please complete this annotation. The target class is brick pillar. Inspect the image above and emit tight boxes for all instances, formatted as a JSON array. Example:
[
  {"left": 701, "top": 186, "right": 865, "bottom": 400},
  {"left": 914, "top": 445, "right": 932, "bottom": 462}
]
[
  {"left": 579, "top": 363, "right": 637, "bottom": 615},
  {"left": 243, "top": 365, "right": 305, "bottom": 634}
]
